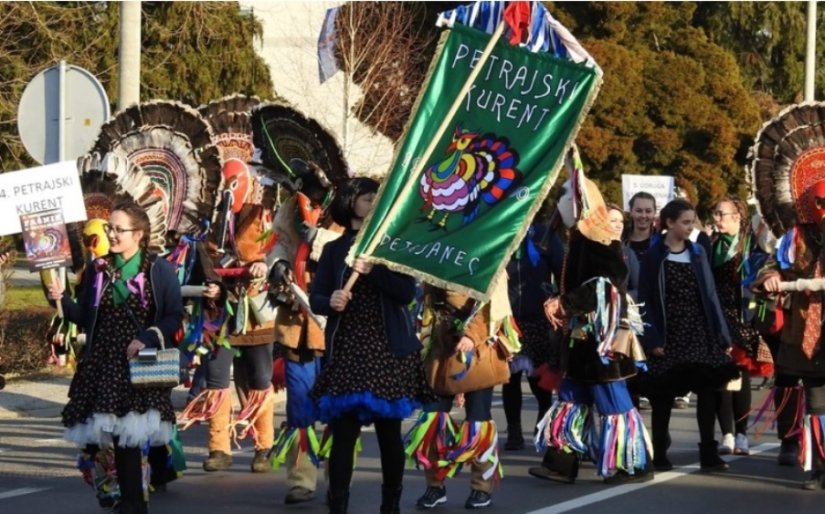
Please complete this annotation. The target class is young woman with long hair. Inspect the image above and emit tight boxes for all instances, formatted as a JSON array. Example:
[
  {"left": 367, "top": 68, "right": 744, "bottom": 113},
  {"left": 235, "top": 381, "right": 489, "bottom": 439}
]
[
  {"left": 48, "top": 199, "right": 183, "bottom": 514},
  {"left": 638, "top": 198, "right": 738, "bottom": 472}
]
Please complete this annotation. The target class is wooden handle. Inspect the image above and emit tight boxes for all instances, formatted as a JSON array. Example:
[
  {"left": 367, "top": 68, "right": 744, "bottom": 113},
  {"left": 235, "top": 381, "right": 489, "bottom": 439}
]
[
  {"left": 50, "top": 268, "right": 64, "bottom": 318},
  {"left": 343, "top": 271, "right": 361, "bottom": 293}
]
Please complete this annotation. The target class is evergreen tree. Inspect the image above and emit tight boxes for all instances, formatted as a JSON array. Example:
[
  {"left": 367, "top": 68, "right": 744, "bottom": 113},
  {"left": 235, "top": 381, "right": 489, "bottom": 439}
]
[
  {"left": 693, "top": 2, "right": 808, "bottom": 104},
  {"left": 551, "top": 1, "right": 762, "bottom": 215}
]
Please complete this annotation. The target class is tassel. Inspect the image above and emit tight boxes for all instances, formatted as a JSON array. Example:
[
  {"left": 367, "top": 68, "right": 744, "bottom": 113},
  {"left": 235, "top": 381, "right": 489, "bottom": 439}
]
[
  {"left": 596, "top": 409, "right": 652, "bottom": 477},
  {"left": 534, "top": 400, "right": 595, "bottom": 456},
  {"left": 78, "top": 446, "right": 119, "bottom": 504},
  {"left": 436, "top": 420, "right": 503, "bottom": 482},
  {"left": 748, "top": 385, "right": 805, "bottom": 439},
  {"left": 269, "top": 426, "right": 321, "bottom": 469},
  {"left": 501, "top": 315, "right": 522, "bottom": 353},
  {"left": 232, "top": 387, "right": 274, "bottom": 447},
  {"left": 177, "top": 389, "right": 230, "bottom": 430},
  {"left": 404, "top": 411, "right": 457, "bottom": 469}
]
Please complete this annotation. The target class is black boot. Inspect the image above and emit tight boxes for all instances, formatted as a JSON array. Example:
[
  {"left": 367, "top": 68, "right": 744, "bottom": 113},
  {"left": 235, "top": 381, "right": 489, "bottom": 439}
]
[
  {"left": 698, "top": 441, "right": 730, "bottom": 472},
  {"left": 380, "top": 484, "right": 402, "bottom": 514},
  {"left": 504, "top": 424, "right": 525, "bottom": 451},
  {"left": 328, "top": 490, "right": 349, "bottom": 514},
  {"left": 116, "top": 501, "right": 148, "bottom": 514},
  {"left": 652, "top": 432, "right": 672, "bottom": 471},
  {"left": 777, "top": 438, "right": 799, "bottom": 467},
  {"left": 528, "top": 449, "right": 579, "bottom": 484},
  {"left": 604, "top": 451, "right": 655, "bottom": 484}
]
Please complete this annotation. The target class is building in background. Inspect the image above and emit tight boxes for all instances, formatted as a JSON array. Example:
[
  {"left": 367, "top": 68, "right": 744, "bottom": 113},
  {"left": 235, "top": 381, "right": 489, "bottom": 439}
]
[{"left": 241, "top": 1, "right": 395, "bottom": 178}]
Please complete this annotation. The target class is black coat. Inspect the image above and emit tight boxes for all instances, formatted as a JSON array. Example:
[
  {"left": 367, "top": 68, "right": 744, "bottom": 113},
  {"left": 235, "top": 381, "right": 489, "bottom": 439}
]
[
  {"left": 507, "top": 226, "right": 563, "bottom": 321},
  {"left": 638, "top": 239, "right": 731, "bottom": 351},
  {"left": 61, "top": 255, "right": 183, "bottom": 353},
  {"left": 560, "top": 231, "right": 637, "bottom": 382},
  {"left": 310, "top": 230, "right": 420, "bottom": 358}
]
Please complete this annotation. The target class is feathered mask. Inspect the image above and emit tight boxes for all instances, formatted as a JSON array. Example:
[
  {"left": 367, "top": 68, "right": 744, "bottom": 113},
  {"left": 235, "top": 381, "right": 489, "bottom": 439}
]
[{"left": 749, "top": 101, "right": 825, "bottom": 237}]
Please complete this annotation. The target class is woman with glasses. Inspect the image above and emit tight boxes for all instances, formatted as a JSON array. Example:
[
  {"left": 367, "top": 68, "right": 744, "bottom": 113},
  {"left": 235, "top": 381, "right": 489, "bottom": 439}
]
[
  {"left": 710, "top": 197, "right": 767, "bottom": 457},
  {"left": 47, "top": 199, "right": 182, "bottom": 514}
]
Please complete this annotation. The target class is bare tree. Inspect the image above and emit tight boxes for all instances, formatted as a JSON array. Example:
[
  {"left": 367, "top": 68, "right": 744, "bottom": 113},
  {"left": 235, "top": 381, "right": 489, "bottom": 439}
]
[{"left": 336, "top": 2, "right": 437, "bottom": 141}]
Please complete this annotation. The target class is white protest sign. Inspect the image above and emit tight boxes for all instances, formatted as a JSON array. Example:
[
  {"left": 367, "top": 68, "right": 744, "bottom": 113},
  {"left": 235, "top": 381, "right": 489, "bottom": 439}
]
[
  {"left": 0, "top": 160, "right": 87, "bottom": 236},
  {"left": 621, "top": 174, "right": 675, "bottom": 213}
]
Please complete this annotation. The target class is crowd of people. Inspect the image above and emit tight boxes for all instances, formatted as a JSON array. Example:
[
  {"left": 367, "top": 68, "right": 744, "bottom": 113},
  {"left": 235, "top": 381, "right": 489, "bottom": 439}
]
[{"left": 3, "top": 159, "right": 824, "bottom": 513}]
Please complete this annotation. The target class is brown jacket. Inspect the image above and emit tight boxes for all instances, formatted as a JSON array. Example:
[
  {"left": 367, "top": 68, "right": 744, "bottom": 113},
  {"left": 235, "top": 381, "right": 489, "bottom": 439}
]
[
  {"left": 423, "top": 287, "right": 491, "bottom": 354},
  {"left": 754, "top": 248, "right": 825, "bottom": 377}
]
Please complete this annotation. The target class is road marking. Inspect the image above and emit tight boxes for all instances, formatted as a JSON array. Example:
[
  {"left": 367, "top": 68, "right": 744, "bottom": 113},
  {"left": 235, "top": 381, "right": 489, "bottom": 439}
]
[
  {"left": 0, "top": 487, "right": 50, "bottom": 500},
  {"left": 524, "top": 442, "right": 780, "bottom": 514},
  {"left": 33, "top": 438, "right": 69, "bottom": 446}
]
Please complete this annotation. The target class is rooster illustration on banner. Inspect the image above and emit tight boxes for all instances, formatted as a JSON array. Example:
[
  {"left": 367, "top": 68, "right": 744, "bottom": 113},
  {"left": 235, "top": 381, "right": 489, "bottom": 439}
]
[{"left": 419, "top": 125, "right": 522, "bottom": 229}]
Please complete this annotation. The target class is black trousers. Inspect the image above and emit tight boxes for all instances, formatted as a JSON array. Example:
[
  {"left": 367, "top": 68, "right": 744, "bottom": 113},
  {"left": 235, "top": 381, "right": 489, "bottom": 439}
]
[
  {"left": 717, "top": 373, "right": 752, "bottom": 435},
  {"left": 502, "top": 370, "right": 553, "bottom": 430},
  {"left": 328, "top": 413, "right": 405, "bottom": 495},
  {"left": 650, "top": 390, "right": 720, "bottom": 452}
]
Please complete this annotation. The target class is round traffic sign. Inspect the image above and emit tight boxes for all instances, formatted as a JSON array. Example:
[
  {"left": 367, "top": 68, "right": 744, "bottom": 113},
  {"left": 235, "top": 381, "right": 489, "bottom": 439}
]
[{"left": 17, "top": 61, "right": 110, "bottom": 165}]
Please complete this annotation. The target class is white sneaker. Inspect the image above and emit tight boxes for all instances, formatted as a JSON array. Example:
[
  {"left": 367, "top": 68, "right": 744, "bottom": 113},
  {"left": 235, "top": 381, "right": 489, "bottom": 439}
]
[
  {"left": 719, "top": 433, "right": 734, "bottom": 455},
  {"left": 734, "top": 433, "right": 749, "bottom": 455}
]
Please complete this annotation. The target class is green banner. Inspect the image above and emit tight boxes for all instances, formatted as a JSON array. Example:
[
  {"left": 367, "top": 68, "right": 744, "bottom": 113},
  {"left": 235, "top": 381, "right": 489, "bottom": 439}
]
[{"left": 352, "top": 23, "right": 601, "bottom": 300}]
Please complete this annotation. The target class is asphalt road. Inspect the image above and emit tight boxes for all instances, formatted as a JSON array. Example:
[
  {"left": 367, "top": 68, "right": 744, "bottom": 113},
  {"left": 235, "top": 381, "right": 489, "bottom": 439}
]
[{"left": 1, "top": 383, "right": 821, "bottom": 514}]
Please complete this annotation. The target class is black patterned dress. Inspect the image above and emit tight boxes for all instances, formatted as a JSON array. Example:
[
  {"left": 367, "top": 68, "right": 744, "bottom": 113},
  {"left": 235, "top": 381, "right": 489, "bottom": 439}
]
[
  {"left": 517, "top": 318, "right": 561, "bottom": 371},
  {"left": 713, "top": 259, "right": 760, "bottom": 356},
  {"left": 62, "top": 279, "right": 175, "bottom": 448},
  {"left": 646, "top": 255, "right": 736, "bottom": 395},
  {"left": 311, "top": 271, "right": 433, "bottom": 424}
]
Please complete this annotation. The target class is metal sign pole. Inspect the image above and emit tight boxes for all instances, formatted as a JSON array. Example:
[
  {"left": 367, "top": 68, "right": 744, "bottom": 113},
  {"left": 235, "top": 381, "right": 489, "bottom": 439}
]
[{"left": 57, "top": 60, "right": 66, "bottom": 163}]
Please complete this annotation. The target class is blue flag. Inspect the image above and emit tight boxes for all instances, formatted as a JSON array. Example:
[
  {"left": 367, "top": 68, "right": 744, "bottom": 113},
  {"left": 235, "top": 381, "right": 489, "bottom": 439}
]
[{"left": 317, "top": 7, "right": 340, "bottom": 84}]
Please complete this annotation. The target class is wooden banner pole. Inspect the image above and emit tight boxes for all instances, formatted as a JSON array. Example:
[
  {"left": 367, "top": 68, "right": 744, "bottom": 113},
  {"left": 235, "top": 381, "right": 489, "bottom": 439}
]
[{"left": 344, "top": 20, "right": 508, "bottom": 293}]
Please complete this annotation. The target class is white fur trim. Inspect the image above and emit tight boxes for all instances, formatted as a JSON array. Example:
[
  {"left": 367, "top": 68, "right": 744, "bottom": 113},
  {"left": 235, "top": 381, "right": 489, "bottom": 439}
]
[{"left": 64, "top": 410, "right": 173, "bottom": 448}]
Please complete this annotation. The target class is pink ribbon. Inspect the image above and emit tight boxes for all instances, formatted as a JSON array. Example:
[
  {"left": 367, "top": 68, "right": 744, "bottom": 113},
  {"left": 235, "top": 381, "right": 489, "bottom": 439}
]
[{"left": 126, "top": 272, "right": 147, "bottom": 308}]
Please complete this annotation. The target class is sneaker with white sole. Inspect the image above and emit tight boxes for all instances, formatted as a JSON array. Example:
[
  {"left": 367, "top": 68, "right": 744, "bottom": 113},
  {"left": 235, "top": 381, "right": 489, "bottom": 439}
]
[
  {"left": 464, "top": 489, "right": 492, "bottom": 509},
  {"left": 734, "top": 433, "right": 749, "bottom": 455},
  {"left": 416, "top": 486, "right": 447, "bottom": 509},
  {"left": 719, "top": 433, "right": 734, "bottom": 455}
]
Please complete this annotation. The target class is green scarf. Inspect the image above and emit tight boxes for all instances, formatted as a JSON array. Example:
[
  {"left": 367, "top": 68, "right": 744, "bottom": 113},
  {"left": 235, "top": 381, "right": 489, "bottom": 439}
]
[
  {"left": 112, "top": 250, "right": 143, "bottom": 305},
  {"left": 712, "top": 233, "right": 738, "bottom": 268}
]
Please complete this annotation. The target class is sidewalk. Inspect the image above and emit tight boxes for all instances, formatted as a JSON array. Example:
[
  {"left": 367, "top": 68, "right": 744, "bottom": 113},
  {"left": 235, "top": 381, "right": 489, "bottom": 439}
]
[
  {"left": 0, "top": 372, "right": 287, "bottom": 420},
  {"left": 7, "top": 265, "right": 62, "bottom": 287},
  {"left": 0, "top": 373, "right": 72, "bottom": 419}
]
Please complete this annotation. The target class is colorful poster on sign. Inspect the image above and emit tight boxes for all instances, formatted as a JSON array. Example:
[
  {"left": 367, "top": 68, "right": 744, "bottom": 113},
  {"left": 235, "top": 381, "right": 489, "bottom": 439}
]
[
  {"left": 20, "top": 209, "right": 72, "bottom": 272},
  {"left": 350, "top": 21, "right": 601, "bottom": 299}
]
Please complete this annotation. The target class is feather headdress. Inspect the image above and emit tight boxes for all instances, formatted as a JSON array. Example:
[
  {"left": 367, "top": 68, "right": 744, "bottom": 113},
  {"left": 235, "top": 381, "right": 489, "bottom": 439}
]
[
  {"left": 91, "top": 100, "right": 223, "bottom": 236},
  {"left": 198, "top": 94, "right": 269, "bottom": 209},
  {"left": 749, "top": 101, "right": 825, "bottom": 237},
  {"left": 73, "top": 152, "right": 169, "bottom": 256},
  {"left": 251, "top": 102, "right": 350, "bottom": 188}
]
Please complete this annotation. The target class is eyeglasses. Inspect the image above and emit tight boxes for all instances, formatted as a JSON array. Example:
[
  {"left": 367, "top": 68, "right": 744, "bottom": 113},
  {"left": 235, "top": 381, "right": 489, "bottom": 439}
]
[
  {"left": 103, "top": 224, "right": 137, "bottom": 235},
  {"left": 712, "top": 211, "right": 737, "bottom": 218}
]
